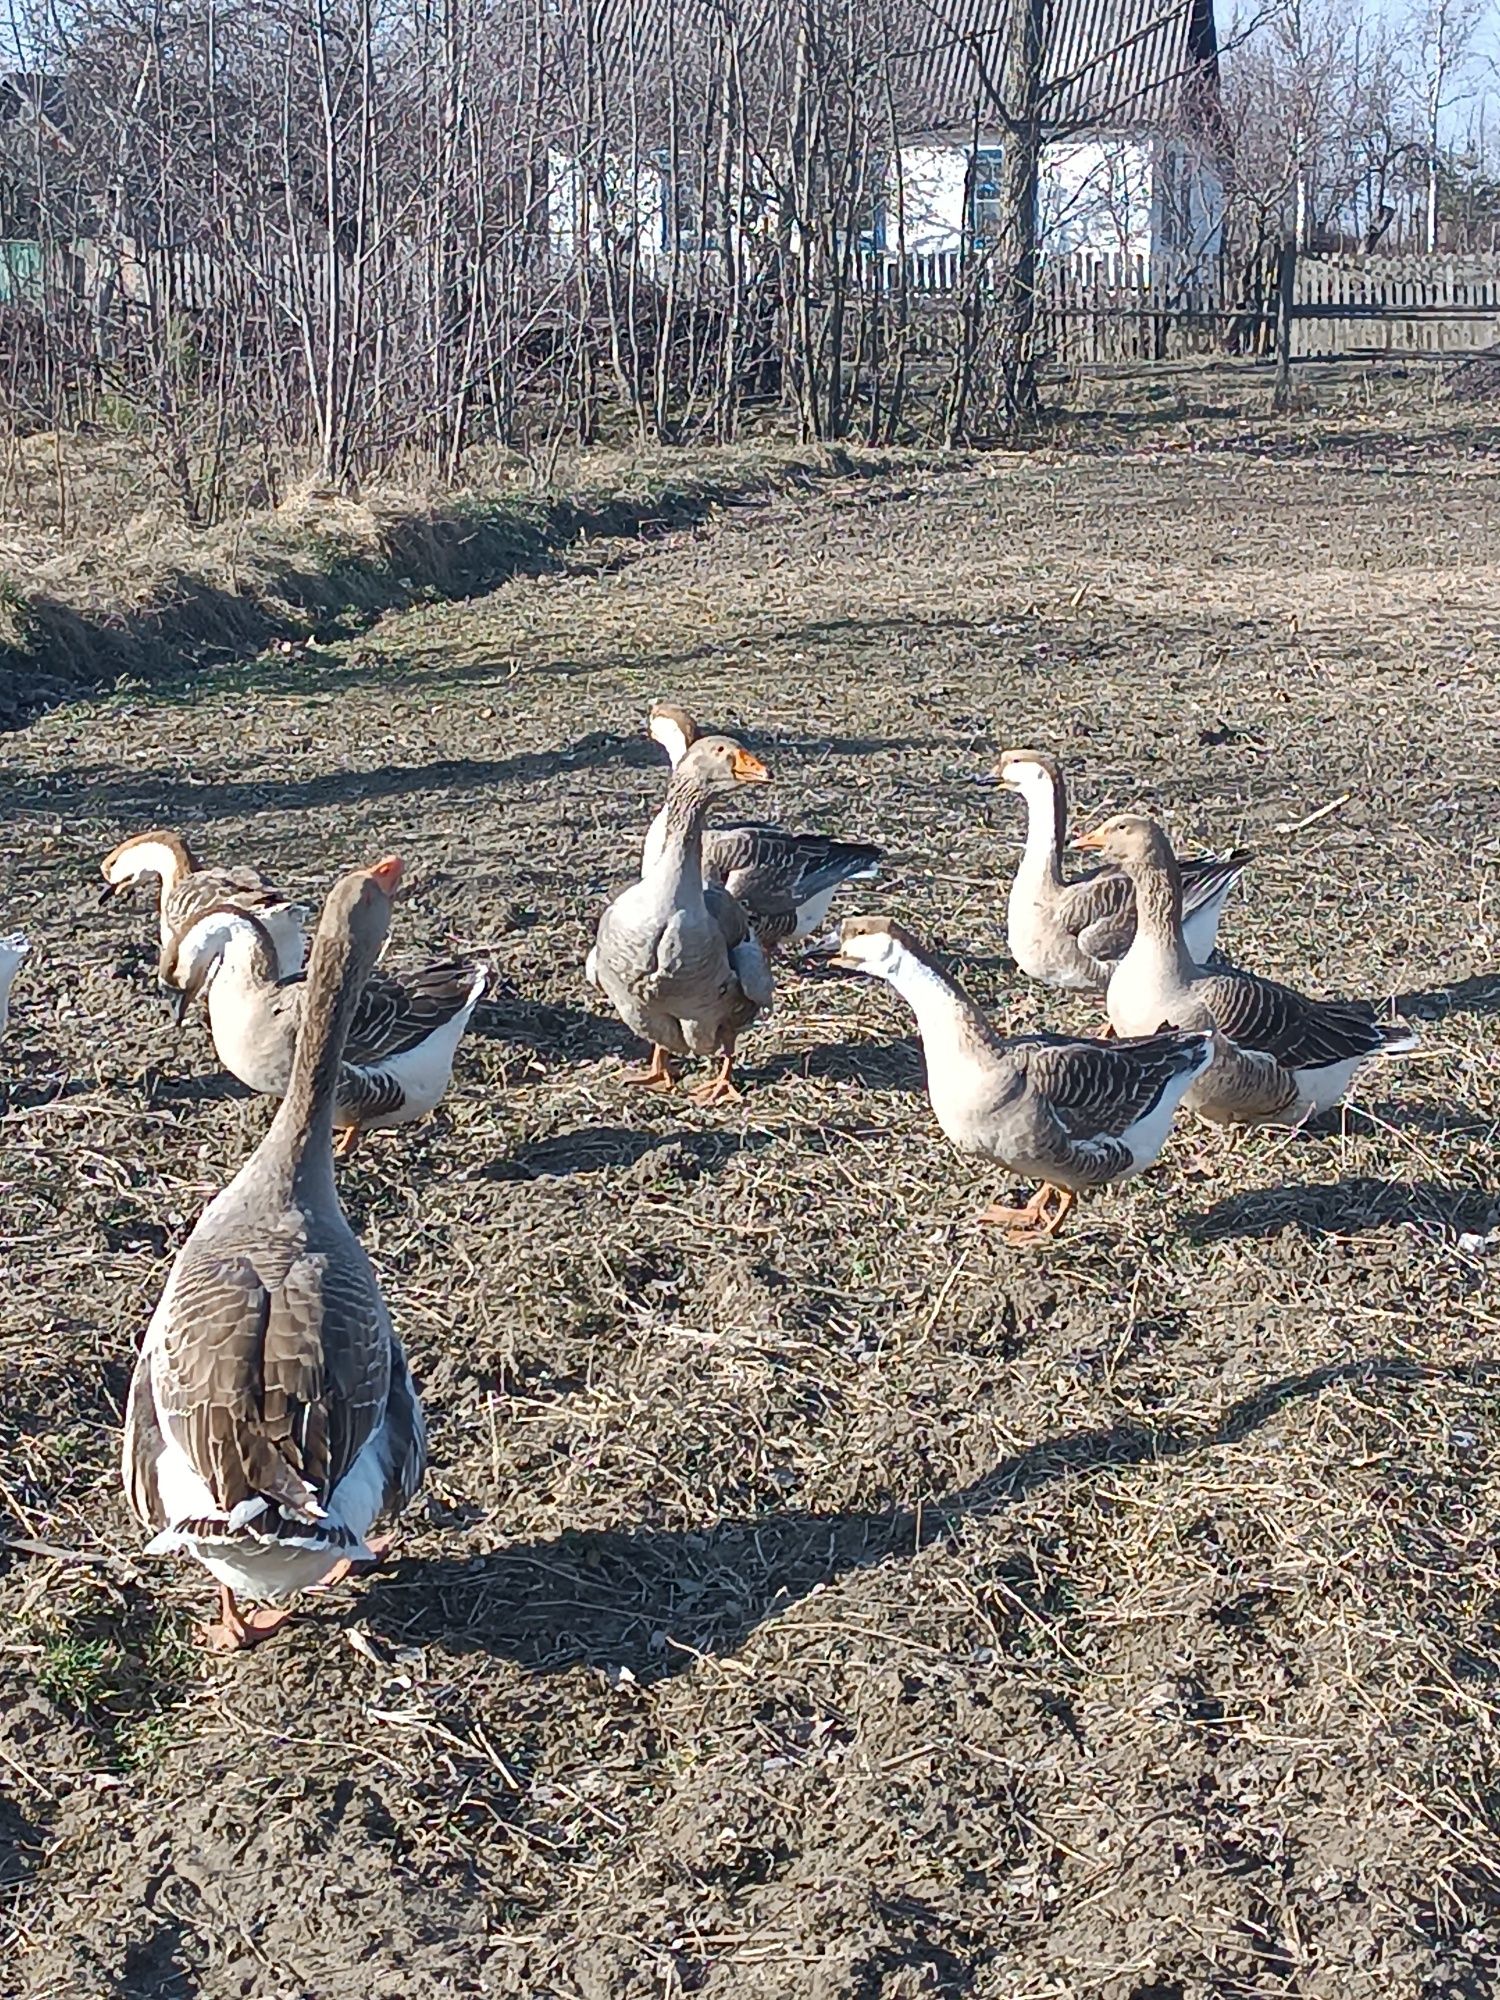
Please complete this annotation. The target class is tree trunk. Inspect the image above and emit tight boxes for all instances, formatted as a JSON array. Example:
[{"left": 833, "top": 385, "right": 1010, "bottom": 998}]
[{"left": 993, "top": 0, "right": 1044, "bottom": 432}]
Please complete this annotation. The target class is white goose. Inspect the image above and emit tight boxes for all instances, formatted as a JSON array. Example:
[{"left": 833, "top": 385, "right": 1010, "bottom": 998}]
[
  {"left": 173, "top": 904, "right": 486, "bottom": 1157},
  {"left": 831, "top": 914, "right": 1214, "bottom": 1241},
  {"left": 122, "top": 856, "right": 427, "bottom": 1650},
  {"left": 0, "top": 932, "right": 29, "bottom": 1036},
  {"left": 995, "top": 751, "right": 1250, "bottom": 994},
  {"left": 100, "top": 828, "right": 307, "bottom": 985},
  {"left": 644, "top": 701, "right": 883, "bottom": 946},
  {"left": 591, "top": 733, "right": 774, "bottom": 1103},
  {"left": 1076, "top": 813, "right": 1417, "bottom": 1128}
]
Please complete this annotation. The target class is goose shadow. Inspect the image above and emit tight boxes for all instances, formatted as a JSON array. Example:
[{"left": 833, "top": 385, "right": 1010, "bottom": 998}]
[
  {"left": 0, "top": 1066, "right": 101, "bottom": 1113},
  {"left": 756, "top": 1033, "right": 924, "bottom": 1089},
  {"left": 478, "top": 1122, "right": 774, "bottom": 1183},
  {"left": 1185, "top": 1176, "right": 1497, "bottom": 1244},
  {"left": 1354, "top": 1098, "right": 1498, "bottom": 1141},
  {"left": 141, "top": 1067, "right": 254, "bottom": 1109},
  {"left": 471, "top": 994, "right": 640, "bottom": 1063},
  {"left": 363, "top": 1355, "right": 1453, "bottom": 1683},
  {"left": 1393, "top": 974, "right": 1500, "bottom": 1022},
  {"left": 0, "top": 729, "right": 666, "bottom": 823},
  {"left": 1, "top": 718, "right": 927, "bottom": 825}
]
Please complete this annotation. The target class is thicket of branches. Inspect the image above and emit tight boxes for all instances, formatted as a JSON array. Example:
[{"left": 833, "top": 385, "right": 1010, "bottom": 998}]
[
  {"left": 0, "top": 0, "right": 1494, "bottom": 524},
  {"left": 0, "top": 0, "right": 979, "bottom": 506},
  {"left": 1222, "top": 0, "right": 1500, "bottom": 267}
]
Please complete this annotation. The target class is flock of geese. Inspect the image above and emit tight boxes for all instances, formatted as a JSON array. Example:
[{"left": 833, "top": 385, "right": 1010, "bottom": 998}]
[{"left": 3, "top": 700, "right": 1417, "bottom": 1651}]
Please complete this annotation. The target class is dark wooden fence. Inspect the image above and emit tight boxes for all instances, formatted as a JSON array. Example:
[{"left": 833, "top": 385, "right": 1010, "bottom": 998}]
[{"left": 868, "top": 245, "right": 1500, "bottom": 372}]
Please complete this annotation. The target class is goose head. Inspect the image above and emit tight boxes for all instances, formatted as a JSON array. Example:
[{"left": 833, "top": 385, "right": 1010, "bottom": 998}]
[
  {"left": 672, "top": 734, "right": 770, "bottom": 799},
  {"left": 648, "top": 701, "right": 700, "bottom": 768},
  {"left": 993, "top": 748, "right": 1062, "bottom": 801},
  {"left": 315, "top": 855, "right": 403, "bottom": 974},
  {"left": 99, "top": 829, "right": 197, "bottom": 903},
  {"left": 1072, "top": 812, "right": 1174, "bottom": 873},
  {"left": 827, "top": 914, "right": 920, "bottom": 979},
  {"left": 169, "top": 904, "right": 280, "bottom": 1024}
]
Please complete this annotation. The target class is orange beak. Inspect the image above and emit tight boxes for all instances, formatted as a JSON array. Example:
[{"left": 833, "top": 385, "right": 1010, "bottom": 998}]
[
  {"left": 368, "top": 854, "right": 405, "bottom": 896},
  {"left": 1071, "top": 828, "right": 1107, "bottom": 852},
  {"left": 731, "top": 748, "right": 771, "bottom": 784}
]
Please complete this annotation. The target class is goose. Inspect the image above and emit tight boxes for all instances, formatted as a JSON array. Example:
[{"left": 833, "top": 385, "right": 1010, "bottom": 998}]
[
  {"left": 100, "top": 828, "right": 308, "bottom": 985},
  {"left": 1075, "top": 813, "right": 1416, "bottom": 1127},
  {"left": 121, "top": 856, "right": 427, "bottom": 1650},
  {"left": 994, "top": 751, "right": 1250, "bottom": 993},
  {"left": 172, "top": 904, "right": 486, "bottom": 1157},
  {"left": 644, "top": 701, "right": 883, "bottom": 947},
  {"left": 830, "top": 915, "right": 1213, "bottom": 1241},
  {"left": 591, "top": 732, "right": 775, "bottom": 1104},
  {"left": 0, "top": 932, "right": 29, "bottom": 1036}
]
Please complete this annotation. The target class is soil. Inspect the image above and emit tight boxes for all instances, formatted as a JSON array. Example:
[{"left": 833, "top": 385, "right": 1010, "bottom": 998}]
[{"left": 1, "top": 421, "right": 1498, "bottom": 2000}]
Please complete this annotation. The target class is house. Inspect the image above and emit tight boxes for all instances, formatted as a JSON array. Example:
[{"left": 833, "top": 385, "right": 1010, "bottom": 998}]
[
  {"left": 885, "top": 0, "right": 1226, "bottom": 271},
  {"left": 546, "top": 0, "right": 1227, "bottom": 282}
]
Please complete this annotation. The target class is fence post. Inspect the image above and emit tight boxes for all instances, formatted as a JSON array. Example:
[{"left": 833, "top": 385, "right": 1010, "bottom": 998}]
[{"left": 1273, "top": 241, "right": 1296, "bottom": 409}]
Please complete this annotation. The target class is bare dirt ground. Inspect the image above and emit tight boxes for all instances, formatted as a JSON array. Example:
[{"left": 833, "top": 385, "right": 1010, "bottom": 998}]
[{"left": 1, "top": 422, "right": 1498, "bottom": 2000}]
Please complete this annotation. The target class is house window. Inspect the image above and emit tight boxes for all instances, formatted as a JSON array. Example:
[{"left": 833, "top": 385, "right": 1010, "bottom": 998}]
[
  {"left": 654, "top": 150, "right": 709, "bottom": 256},
  {"left": 970, "top": 148, "right": 1004, "bottom": 251}
]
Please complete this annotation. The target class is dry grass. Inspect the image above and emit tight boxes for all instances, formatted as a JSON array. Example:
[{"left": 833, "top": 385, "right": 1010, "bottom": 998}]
[
  {"left": 0, "top": 415, "right": 1498, "bottom": 1999},
  {"left": 0, "top": 438, "right": 924, "bottom": 732}
]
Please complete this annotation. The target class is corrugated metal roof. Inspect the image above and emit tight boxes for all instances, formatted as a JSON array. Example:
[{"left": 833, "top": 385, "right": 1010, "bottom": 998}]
[
  {"left": 893, "top": 0, "right": 1216, "bottom": 134},
  {"left": 580, "top": 0, "right": 1218, "bottom": 138}
]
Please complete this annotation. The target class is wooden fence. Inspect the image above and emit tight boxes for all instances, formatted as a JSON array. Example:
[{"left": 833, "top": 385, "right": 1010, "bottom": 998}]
[
  {"left": 870, "top": 245, "right": 1500, "bottom": 369},
  {"left": 867, "top": 248, "right": 1273, "bottom": 367},
  {"left": 1288, "top": 252, "right": 1500, "bottom": 356},
  {"left": 1034, "top": 251, "right": 1268, "bottom": 365}
]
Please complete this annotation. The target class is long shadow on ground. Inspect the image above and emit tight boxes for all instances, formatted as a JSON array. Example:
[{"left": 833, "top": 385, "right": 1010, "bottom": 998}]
[
  {"left": 364, "top": 1355, "right": 1467, "bottom": 1685},
  {"left": 479, "top": 1123, "right": 775, "bottom": 1182},
  {"left": 1186, "top": 1175, "right": 1497, "bottom": 1243},
  {"left": 756, "top": 1033, "right": 923, "bottom": 1089},
  {"left": 1394, "top": 973, "right": 1500, "bottom": 1022},
  {"left": 0, "top": 727, "right": 928, "bottom": 827}
]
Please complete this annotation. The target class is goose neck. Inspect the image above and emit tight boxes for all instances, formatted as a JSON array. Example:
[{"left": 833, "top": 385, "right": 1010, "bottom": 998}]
[
  {"left": 1015, "top": 772, "right": 1066, "bottom": 887},
  {"left": 265, "top": 912, "right": 374, "bottom": 1195},
  {"left": 1121, "top": 849, "right": 1195, "bottom": 980},
  {"left": 648, "top": 779, "right": 717, "bottom": 896},
  {"left": 881, "top": 942, "right": 995, "bottom": 1056},
  {"left": 114, "top": 835, "right": 194, "bottom": 896}
]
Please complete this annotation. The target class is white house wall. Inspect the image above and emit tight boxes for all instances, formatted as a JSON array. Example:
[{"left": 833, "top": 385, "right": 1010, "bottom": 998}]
[
  {"left": 547, "top": 146, "right": 665, "bottom": 271},
  {"left": 894, "top": 146, "right": 975, "bottom": 258},
  {"left": 545, "top": 134, "right": 1225, "bottom": 280},
  {"left": 892, "top": 137, "right": 1154, "bottom": 261},
  {"left": 1040, "top": 140, "right": 1153, "bottom": 259},
  {"left": 1151, "top": 139, "right": 1226, "bottom": 275}
]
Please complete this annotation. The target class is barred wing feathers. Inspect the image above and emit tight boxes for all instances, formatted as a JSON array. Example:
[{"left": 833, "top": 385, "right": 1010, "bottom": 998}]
[
  {"left": 130, "top": 1217, "right": 397, "bottom": 1541},
  {"left": 1021, "top": 1030, "right": 1213, "bottom": 1139},
  {"left": 1197, "top": 969, "right": 1412, "bottom": 1070}
]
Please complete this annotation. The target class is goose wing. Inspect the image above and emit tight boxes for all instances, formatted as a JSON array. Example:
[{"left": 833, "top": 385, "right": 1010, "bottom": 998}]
[
  {"left": 1196, "top": 968, "right": 1400, "bottom": 1069},
  {"left": 345, "top": 960, "right": 484, "bottom": 1065},
  {"left": 705, "top": 885, "right": 773, "bottom": 1009},
  {"left": 140, "top": 1220, "right": 393, "bottom": 1536},
  {"left": 166, "top": 865, "right": 286, "bottom": 933},
  {"left": 705, "top": 825, "right": 882, "bottom": 940},
  {"left": 1021, "top": 1030, "right": 1212, "bottom": 1139},
  {"left": 1180, "top": 849, "right": 1253, "bottom": 914},
  {"left": 1055, "top": 864, "right": 1136, "bottom": 964},
  {"left": 122, "top": 1349, "right": 167, "bottom": 1531}
]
